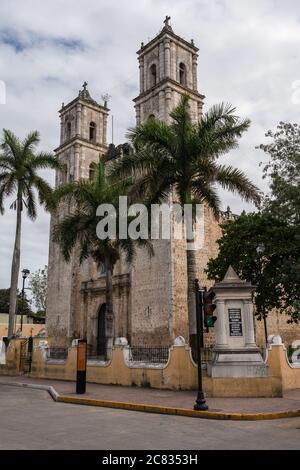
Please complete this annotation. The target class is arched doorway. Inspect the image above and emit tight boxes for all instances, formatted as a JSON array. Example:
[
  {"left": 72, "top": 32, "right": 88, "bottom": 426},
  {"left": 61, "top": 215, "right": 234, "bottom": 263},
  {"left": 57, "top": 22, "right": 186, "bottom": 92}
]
[{"left": 97, "top": 303, "right": 106, "bottom": 356}]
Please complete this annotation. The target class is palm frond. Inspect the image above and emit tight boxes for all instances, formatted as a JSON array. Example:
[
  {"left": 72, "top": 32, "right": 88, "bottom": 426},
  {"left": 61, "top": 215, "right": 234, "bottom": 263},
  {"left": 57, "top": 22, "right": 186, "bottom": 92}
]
[
  {"left": 215, "top": 164, "right": 261, "bottom": 206},
  {"left": 23, "top": 185, "right": 37, "bottom": 220},
  {"left": 0, "top": 155, "right": 15, "bottom": 171},
  {"left": 169, "top": 94, "right": 191, "bottom": 123},
  {"left": 31, "top": 175, "right": 54, "bottom": 212},
  {"left": 196, "top": 103, "right": 250, "bottom": 159},
  {"left": 127, "top": 118, "right": 175, "bottom": 153},
  {"left": 29, "top": 152, "right": 63, "bottom": 171},
  {"left": 53, "top": 212, "right": 88, "bottom": 262},
  {"left": 22, "top": 130, "right": 40, "bottom": 155},
  {"left": 1, "top": 129, "right": 21, "bottom": 160},
  {"left": 190, "top": 179, "right": 221, "bottom": 218}
]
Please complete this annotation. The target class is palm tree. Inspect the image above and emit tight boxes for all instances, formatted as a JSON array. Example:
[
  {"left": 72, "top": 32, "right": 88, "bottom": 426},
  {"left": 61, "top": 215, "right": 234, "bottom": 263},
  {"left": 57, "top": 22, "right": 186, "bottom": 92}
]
[
  {"left": 0, "top": 129, "right": 62, "bottom": 338},
  {"left": 112, "top": 95, "right": 260, "bottom": 348},
  {"left": 53, "top": 158, "right": 152, "bottom": 353}
]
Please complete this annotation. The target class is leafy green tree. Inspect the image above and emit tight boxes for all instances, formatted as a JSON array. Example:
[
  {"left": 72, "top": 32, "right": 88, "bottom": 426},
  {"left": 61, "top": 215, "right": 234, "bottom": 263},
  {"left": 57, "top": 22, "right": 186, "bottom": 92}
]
[
  {"left": 53, "top": 158, "right": 152, "bottom": 350},
  {"left": 0, "top": 288, "right": 32, "bottom": 316},
  {"left": 207, "top": 121, "right": 300, "bottom": 323},
  {"left": 112, "top": 95, "right": 260, "bottom": 346},
  {"left": 29, "top": 265, "right": 48, "bottom": 313},
  {"left": 259, "top": 121, "right": 300, "bottom": 223},
  {"left": 206, "top": 212, "right": 300, "bottom": 322},
  {"left": 0, "top": 130, "right": 62, "bottom": 338}
]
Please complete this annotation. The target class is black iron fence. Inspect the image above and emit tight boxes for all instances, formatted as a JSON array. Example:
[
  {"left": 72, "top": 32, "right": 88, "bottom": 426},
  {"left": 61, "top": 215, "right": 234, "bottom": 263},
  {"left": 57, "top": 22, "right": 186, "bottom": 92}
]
[
  {"left": 46, "top": 347, "right": 68, "bottom": 360},
  {"left": 86, "top": 344, "right": 110, "bottom": 361},
  {"left": 130, "top": 346, "right": 170, "bottom": 364},
  {"left": 192, "top": 347, "right": 215, "bottom": 366},
  {"left": 200, "top": 347, "right": 214, "bottom": 364},
  {"left": 68, "top": 343, "right": 215, "bottom": 365}
]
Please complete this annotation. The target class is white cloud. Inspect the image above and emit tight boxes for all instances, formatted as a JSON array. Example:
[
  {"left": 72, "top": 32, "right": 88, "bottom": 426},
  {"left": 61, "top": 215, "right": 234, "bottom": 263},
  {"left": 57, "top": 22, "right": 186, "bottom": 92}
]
[{"left": 0, "top": 0, "right": 299, "bottom": 287}]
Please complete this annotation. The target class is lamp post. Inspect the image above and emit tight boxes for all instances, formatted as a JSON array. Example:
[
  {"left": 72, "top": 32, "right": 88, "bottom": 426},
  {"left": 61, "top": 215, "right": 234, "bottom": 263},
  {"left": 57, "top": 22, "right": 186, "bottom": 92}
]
[
  {"left": 20, "top": 268, "right": 30, "bottom": 333},
  {"left": 256, "top": 244, "right": 268, "bottom": 346},
  {"left": 194, "top": 279, "right": 208, "bottom": 411}
]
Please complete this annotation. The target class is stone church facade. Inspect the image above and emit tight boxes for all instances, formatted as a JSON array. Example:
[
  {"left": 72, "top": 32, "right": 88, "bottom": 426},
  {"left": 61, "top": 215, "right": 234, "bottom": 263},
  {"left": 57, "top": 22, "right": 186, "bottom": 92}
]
[{"left": 46, "top": 20, "right": 295, "bottom": 352}]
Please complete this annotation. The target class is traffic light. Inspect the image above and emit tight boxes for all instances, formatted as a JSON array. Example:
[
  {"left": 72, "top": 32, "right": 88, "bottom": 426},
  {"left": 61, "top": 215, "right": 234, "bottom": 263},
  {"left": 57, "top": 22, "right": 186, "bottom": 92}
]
[{"left": 203, "top": 288, "right": 217, "bottom": 329}]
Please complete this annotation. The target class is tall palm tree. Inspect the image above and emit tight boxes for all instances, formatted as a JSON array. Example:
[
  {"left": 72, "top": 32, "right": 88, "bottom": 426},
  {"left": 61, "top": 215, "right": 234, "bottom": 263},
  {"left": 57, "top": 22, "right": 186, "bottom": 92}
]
[
  {"left": 112, "top": 95, "right": 260, "bottom": 347},
  {"left": 0, "top": 129, "right": 62, "bottom": 338},
  {"left": 53, "top": 158, "right": 152, "bottom": 352}
]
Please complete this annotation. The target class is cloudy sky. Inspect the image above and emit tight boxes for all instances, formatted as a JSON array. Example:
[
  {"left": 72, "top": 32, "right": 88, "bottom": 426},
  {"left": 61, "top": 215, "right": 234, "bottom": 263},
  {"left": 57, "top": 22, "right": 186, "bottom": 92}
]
[{"left": 0, "top": 0, "right": 299, "bottom": 289}]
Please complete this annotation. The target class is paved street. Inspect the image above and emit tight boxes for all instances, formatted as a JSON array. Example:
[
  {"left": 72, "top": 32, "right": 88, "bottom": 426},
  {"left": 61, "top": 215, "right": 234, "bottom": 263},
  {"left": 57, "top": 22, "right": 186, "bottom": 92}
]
[{"left": 0, "top": 385, "right": 300, "bottom": 450}]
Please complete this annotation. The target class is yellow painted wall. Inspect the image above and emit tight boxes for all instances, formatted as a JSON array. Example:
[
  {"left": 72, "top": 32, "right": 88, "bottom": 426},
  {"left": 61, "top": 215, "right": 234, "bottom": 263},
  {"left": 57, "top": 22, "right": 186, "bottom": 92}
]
[
  {"left": 23, "top": 343, "right": 281, "bottom": 396},
  {"left": 0, "top": 324, "right": 45, "bottom": 338},
  {"left": 1, "top": 339, "right": 299, "bottom": 397}
]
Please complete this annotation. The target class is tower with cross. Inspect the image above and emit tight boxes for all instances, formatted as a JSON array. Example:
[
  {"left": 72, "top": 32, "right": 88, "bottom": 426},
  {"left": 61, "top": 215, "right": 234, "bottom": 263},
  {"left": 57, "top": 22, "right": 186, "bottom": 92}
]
[
  {"left": 46, "top": 83, "right": 110, "bottom": 342},
  {"left": 46, "top": 20, "right": 223, "bottom": 353},
  {"left": 134, "top": 16, "right": 204, "bottom": 125}
]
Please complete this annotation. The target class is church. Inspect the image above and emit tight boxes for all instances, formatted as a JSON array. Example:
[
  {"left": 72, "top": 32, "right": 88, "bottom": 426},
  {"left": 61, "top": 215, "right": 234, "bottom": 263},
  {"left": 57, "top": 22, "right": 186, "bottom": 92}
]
[{"left": 46, "top": 18, "right": 287, "bottom": 354}]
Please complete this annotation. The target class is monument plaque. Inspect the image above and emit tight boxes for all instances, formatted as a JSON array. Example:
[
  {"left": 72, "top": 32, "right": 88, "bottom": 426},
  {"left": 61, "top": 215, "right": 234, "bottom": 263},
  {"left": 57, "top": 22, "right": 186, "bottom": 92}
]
[
  {"left": 228, "top": 308, "right": 243, "bottom": 337},
  {"left": 208, "top": 266, "right": 268, "bottom": 378}
]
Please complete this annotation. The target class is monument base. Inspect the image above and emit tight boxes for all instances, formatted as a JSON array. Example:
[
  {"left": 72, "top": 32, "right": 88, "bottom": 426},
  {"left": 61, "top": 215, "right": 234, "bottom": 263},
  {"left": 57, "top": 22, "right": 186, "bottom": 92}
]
[{"left": 207, "top": 347, "right": 269, "bottom": 378}]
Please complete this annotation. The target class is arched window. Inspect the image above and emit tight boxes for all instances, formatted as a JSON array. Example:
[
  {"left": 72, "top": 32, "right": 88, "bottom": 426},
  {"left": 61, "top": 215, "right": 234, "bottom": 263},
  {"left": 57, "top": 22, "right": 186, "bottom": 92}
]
[
  {"left": 98, "top": 262, "right": 106, "bottom": 276},
  {"left": 89, "top": 121, "right": 96, "bottom": 142},
  {"left": 150, "top": 64, "right": 157, "bottom": 87},
  {"left": 89, "top": 162, "right": 97, "bottom": 181},
  {"left": 60, "top": 164, "right": 68, "bottom": 184},
  {"left": 179, "top": 62, "right": 187, "bottom": 86},
  {"left": 66, "top": 121, "right": 71, "bottom": 140}
]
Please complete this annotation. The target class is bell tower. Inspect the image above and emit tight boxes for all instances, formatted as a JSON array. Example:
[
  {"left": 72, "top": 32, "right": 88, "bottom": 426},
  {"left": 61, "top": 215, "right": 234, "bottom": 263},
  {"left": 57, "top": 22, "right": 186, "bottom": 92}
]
[
  {"left": 46, "top": 83, "right": 109, "bottom": 344},
  {"left": 134, "top": 16, "right": 204, "bottom": 124},
  {"left": 55, "top": 82, "right": 109, "bottom": 184},
  {"left": 130, "top": 19, "right": 206, "bottom": 347}
]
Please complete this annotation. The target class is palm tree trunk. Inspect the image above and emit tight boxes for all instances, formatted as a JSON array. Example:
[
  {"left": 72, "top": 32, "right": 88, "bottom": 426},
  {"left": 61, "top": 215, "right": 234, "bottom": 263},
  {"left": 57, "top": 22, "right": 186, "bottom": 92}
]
[
  {"left": 184, "top": 194, "right": 198, "bottom": 356},
  {"left": 105, "top": 259, "right": 114, "bottom": 357},
  {"left": 8, "top": 198, "right": 22, "bottom": 338},
  {"left": 186, "top": 247, "right": 197, "bottom": 354}
]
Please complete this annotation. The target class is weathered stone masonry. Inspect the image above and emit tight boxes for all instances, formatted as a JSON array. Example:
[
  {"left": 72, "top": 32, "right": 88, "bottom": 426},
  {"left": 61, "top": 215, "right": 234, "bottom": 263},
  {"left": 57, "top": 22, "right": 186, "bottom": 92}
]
[{"left": 46, "top": 20, "right": 296, "bottom": 352}]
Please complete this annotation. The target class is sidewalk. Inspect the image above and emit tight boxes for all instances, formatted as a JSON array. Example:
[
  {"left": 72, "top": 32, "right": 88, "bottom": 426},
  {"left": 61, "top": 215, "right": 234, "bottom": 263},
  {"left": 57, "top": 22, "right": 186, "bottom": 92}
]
[{"left": 1, "top": 375, "right": 300, "bottom": 420}]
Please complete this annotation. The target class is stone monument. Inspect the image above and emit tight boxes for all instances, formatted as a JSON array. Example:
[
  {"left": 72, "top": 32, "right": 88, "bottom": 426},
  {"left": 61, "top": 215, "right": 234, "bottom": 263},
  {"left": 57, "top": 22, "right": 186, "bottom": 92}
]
[{"left": 207, "top": 266, "right": 268, "bottom": 378}]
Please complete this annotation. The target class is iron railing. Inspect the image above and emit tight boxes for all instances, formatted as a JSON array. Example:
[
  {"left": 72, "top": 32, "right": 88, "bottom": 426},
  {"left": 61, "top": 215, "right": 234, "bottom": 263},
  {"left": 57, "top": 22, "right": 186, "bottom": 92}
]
[
  {"left": 130, "top": 346, "right": 170, "bottom": 364},
  {"left": 192, "top": 347, "right": 215, "bottom": 366},
  {"left": 200, "top": 347, "right": 214, "bottom": 364},
  {"left": 87, "top": 352, "right": 110, "bottom": 361},
  {"left": 19, "top": 339, "right": 30, "bottom": 373},
  {"left": 47, "top": 347, "right": 68, "bottom": 360},
  {"left": 86, "top": 344, "right": 110, "bottom": 361}
]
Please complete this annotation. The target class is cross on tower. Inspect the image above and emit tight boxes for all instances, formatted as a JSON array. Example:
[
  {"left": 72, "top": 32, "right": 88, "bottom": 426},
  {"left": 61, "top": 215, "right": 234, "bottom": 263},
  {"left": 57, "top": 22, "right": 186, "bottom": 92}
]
[
  {"left": 163, "top": 15, "right": 171, "bottom": 27},
  {"left": 82, "top": 81, "right": 88, "bottom": 90}
]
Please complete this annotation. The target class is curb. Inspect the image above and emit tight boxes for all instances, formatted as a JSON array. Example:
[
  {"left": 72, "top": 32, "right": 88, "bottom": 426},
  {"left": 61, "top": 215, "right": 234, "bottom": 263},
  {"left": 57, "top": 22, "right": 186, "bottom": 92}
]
[
  {"left": 0, "top": 381, "right": 59, "bottom": 402},
  {"left": 57, "top": 395, "right": 300, "bottom": 421},
  {"left": 1, "top": 381, "right": 300, "bottom": 421}
]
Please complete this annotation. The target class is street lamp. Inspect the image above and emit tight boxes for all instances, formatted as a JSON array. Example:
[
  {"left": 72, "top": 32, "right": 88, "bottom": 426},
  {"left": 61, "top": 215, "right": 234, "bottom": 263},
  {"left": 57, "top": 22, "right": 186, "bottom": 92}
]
[
  {"left": 194, "top": 279, "right": 208, "bottom": 411},
  {"left": 20, "top": 268, "right": 30, "bottom": 333},
  {"left": 256, "top": 244, "right": 268, "bottom": 346}
]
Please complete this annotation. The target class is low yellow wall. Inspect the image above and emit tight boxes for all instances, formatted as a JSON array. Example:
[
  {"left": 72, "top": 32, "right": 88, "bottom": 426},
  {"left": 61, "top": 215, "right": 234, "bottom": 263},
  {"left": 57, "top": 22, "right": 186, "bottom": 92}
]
[
  {"left": 0, "top": 324, "right": 44, "bottom": 338},
  {"left": 0, "top": 338, "right": 22, "bottom": 376},
  {"left": 267, "top": 344, "right": 300, "bottom": 391},
  {"left": 1, "top": 339, "right": 299, "bottom": 397}
]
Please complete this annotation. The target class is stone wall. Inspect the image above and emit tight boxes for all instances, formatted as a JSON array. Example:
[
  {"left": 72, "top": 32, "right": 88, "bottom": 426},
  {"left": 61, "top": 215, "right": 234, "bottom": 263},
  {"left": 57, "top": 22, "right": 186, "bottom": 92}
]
[{"left": 255, "top": 311, "right": 300, "bottom": 348}]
